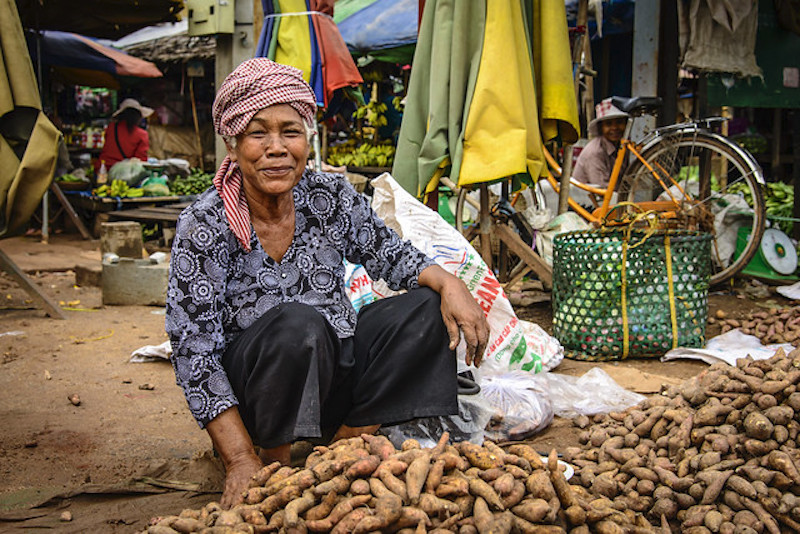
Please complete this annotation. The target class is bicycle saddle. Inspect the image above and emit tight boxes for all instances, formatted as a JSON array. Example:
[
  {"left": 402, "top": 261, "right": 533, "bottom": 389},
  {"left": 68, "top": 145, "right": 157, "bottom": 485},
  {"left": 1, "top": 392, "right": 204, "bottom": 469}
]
[{"left": 611, "top": 96, "right": 663, "bottom": 115}]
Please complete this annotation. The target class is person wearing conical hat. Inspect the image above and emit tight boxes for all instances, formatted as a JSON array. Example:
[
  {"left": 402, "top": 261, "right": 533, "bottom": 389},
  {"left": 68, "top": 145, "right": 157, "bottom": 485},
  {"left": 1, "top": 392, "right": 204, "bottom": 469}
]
[{"left": 572, "top": 98, "right": 630, "bottom": 187}]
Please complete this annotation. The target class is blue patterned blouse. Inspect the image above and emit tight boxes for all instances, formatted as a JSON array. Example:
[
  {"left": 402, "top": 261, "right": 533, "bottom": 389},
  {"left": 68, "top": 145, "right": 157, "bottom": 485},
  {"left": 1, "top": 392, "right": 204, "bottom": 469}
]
[{"left": 165, "top": 170, "right": 435, "bottom": 428}]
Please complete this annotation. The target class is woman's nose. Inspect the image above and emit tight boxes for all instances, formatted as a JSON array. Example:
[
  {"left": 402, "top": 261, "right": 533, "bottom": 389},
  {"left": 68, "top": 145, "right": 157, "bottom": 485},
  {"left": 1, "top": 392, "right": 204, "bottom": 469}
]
[{"left": 264, "top": 137, "right": 287, "bottom": 155}]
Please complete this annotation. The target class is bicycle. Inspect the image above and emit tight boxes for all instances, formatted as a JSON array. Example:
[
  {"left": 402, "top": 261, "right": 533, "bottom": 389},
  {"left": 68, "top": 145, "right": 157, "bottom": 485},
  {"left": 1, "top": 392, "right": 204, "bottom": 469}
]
[{"left": 454, "top": 96, "right": 767, "bottom": 287}]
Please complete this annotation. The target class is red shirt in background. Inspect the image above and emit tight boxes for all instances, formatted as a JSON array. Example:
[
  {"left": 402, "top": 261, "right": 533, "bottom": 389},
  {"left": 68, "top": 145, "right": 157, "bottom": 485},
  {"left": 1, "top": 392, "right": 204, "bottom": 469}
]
[{"left": 97, "top": 121, "right": 149, "bottom": 171}]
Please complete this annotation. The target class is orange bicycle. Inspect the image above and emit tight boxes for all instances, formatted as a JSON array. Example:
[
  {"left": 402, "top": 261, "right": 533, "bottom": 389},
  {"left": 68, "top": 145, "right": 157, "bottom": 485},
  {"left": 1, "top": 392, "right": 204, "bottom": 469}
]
[{"left": 455, "top": 97, "right": 766, "bottom": 287}]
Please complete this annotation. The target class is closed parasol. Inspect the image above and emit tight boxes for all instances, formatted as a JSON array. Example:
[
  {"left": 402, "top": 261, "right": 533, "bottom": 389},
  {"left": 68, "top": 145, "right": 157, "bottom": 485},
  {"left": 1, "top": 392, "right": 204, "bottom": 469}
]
[
  {"left": 1, "top": 0, "right": 61, "bottom": 239},
  {"left": 256, "top": 0, "right": 363, "bottom": 108},
  {"left": 392, "top": 0, "right": 579, "bottom": 197}
]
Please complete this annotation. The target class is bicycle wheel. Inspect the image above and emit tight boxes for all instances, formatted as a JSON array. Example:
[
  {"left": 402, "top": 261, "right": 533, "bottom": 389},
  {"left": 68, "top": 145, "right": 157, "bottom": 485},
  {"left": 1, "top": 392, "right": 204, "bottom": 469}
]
[{"left": 619, "top": 130, "right": 765, "bottom": 286}]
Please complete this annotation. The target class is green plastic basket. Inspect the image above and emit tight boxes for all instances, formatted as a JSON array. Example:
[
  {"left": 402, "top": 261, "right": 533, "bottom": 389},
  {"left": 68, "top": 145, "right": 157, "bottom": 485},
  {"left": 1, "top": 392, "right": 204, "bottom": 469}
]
[{"left": 552, "top": 228, "right": 712, "bottom": 361}]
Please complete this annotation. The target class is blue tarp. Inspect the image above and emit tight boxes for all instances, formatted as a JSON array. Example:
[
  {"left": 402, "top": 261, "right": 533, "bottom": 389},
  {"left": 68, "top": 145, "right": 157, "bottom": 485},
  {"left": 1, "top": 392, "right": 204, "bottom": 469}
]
[
  {"left": 26, "top": 30, "right": 117, "bottom": 74},
  {"left": 336, "top": 0, "right": 417, "bottom": 56}
]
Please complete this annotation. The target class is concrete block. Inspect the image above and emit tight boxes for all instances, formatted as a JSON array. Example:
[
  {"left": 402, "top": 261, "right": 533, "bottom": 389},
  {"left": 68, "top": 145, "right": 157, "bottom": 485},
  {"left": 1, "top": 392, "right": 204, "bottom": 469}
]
[
  {"left": 75, "top": 264, "right": 102, "bottom": 287},
  {"left": 100, "top": 222, "right": 143, "bottom": 259},
  {"left": 102, "top": 258, "right": 168, "bottom": 306}
]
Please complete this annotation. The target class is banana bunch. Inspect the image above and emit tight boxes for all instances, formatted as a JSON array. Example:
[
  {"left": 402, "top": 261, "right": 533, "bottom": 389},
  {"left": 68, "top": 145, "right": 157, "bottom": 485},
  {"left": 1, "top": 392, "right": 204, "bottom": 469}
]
[
  {"left": 327, "top": 142, "right": 395, "bottom": 168},
  {"left": 764, "top": 182, "right": 795, "bottom": 234},
  {"left": 93, "top": 179, "right": 144, "bottom": 198}
]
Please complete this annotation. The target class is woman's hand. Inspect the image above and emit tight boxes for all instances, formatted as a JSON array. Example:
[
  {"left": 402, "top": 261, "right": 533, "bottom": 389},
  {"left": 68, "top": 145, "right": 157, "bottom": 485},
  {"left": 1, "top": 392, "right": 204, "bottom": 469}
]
[
  {"left": 206, "top": 407, "right": 264, "bottom": 509},
  {"left": 419, "top": 265, "right": 489, "bottom": 367},
  {"left": 220, "top": 452, "right": 262, "bottom": 509}
]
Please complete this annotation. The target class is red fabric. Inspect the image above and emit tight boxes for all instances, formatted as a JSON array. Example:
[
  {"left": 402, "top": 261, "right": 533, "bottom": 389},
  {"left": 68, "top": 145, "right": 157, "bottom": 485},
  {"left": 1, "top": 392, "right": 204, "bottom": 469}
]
[
  {"left": 310, "top": 0, "right": 363, "bottom": 107},
  {"left": 97, "top": 122, "right": 149, "bottom": 171},
  {"left": 212, "top": 156, "right": 252, "bottom": 252}
]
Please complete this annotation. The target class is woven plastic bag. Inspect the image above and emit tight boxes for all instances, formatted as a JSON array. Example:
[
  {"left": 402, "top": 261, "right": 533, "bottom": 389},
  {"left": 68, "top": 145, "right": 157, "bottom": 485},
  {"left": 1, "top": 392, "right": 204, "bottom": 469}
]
[{"left": 370, "top": 173, "right": 563, "bottom": 374}]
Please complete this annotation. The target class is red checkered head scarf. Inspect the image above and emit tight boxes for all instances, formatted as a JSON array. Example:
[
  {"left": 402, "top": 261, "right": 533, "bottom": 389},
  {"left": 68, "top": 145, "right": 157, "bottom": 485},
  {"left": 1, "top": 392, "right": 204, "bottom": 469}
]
[
  {"left": 211, "top": 58, "right": 317, "bottom": 252},
  {"left": 212, "top": 57, "right": 317, "bottom": 135}
]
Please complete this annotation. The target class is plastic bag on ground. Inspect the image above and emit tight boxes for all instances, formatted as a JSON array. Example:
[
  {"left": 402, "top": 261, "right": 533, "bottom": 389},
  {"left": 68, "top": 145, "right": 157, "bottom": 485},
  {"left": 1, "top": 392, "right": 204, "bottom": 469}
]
[
  {"left": 380, "top": 394, "right": 495, "bottom": 448},
  {"left": 479, "top": 371, "right": 553, "bottom": 441},
  {"left": 543, "top": 368, "right": 647, "bottom": 419},
  {"left": 370, "top": 173, "right": 564, "bottom": 375}
]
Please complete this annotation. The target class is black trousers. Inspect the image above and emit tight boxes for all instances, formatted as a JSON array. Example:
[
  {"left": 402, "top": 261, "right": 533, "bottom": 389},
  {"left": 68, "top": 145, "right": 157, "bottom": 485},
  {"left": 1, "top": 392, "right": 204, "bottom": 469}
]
[{"left": 221, "top": 288, "right": 458, "bottom": 449}]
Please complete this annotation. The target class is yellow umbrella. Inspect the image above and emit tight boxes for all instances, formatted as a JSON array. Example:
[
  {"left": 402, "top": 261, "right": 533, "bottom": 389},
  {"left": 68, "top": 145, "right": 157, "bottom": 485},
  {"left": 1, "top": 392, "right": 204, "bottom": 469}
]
[
  {"left": 1, "top": 0, "right": 61, "bottom": 238},
  {"left": 393, "top": 0, "right": 579, "bottom": 195}
]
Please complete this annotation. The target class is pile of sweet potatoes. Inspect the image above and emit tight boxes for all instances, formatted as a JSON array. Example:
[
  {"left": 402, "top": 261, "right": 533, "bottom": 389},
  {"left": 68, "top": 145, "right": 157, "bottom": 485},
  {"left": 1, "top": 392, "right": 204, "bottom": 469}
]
[
  {"left": 711, "top": 307, "right": 800, "bottom": 346},
  {"left": 564, "top": 346, "right": 800, "bottom": 533},
  {"left": 142, "top": 432, "right": 662, "bottom": 534}
]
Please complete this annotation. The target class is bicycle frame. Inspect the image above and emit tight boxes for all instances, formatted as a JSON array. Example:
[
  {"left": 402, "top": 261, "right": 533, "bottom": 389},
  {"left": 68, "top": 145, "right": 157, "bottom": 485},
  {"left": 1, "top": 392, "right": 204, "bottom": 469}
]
[{"left": 542, "top": 119, "right": 766, "bottom": 225}]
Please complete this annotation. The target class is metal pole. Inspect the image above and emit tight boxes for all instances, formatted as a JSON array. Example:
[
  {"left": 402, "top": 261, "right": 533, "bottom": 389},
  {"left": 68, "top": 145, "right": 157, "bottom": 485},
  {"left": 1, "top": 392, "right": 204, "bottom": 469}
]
[
  {"left": 34, "top": 28, "right": 49, "bottom": 243},
  {"left": 313, "top": 117, "right": 322, "bottom": 171}
]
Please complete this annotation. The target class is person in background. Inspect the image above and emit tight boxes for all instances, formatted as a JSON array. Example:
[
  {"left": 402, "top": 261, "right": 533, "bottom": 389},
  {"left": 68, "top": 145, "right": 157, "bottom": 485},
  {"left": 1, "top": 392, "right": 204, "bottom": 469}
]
[
  {"left": 96, "top": 98, "right": 152, "bottom": 172},
  {"left": 165, "top": 58, "right": 489, "bottom": 509},
  {"left": 572, "top": 98, "right": 630, "bottom": 188}
]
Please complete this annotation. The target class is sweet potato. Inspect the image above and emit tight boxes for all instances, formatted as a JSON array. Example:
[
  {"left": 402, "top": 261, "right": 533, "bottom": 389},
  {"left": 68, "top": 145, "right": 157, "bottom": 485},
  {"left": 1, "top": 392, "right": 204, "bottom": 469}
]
[
  {"left": 352, "top": 493, "right": 403, "bottom": 534},
  {"left": 406, "top": 452, "right": 432, "bottom": 504},
  {"left": 472, "top": 497, "right": 495, "bottom": 534},
  {"left": 457, "top": 441, "right": 503, "bottom": 470},
  {"left": 311, "top": 474, "right": 350, "bottom": 497},
  {"left": 767, "top": 450, "right": 800, "bottom": 485},
  {"left": 511, "top": 498, "right": 551, "bottom": 523},
  {"left": 349, "top": 479, "right": 370, "bottom": 496},
  {"left": 390, "top": 507, "right": 432, "bottom": 531},
  {"left": 492, "top": 473, "right": 515, "bottom": 496},
  {"left": 425, "top": 458, "right": 446, "bottom": 494},
  {"left": 284, "top": 491, "right": 316, "bottom": 528},
  {"left": 305, "top": 494, "right": 371, "bottom": 532},
  {"left": 361, "top": 433, "right": 396, "bottom": 460},
  {"left": 310, "top": 459, "right": 345, "bottom": 483},
  {"left": 379, "top": 468, "right": 409, "bottom": 503},
  {"left": 547, "top": 449, "right": 577, "bottom": 509},
  {"left": 525, "top": 471, "right": 556, "bottom": 501},
  {"left": 305, "top": 491, "right": 338, "bottom": 521},
  {"left": 330, "top": 507, "right": 372, "bottom": 534},
  {"left": 402, "top": 439, "right": 421, "bottom": 451},
  {"left": 508, "top": 444, "right": 544, "bottom": 469},
  {"left": 369, "top": 477, "right": 396, "bottom": 499},
  {"left": 345, "top": 455, "right": 381, "bottom": 479},
  {"left": 266, "top": 469, "right": 317, "bottom": 496},
  {"left": 418, "top": 493, "right": 460, "bottom": 518},
  {"left": 249, "top": 461, "right": 283, "bottom": 488},
  {"left": 468, "top": 476, "right": 505, "bottom": 511},
  {"left": 500, "top": 480, "right": 525, "bottom": 509},
  {"left": 259, "top": 485, "right": 302, "bottom": 515}
]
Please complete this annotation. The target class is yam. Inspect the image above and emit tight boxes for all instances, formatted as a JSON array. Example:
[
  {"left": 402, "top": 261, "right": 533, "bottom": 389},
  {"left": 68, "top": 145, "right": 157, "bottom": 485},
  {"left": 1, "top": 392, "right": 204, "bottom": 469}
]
[{"left": 406, "top": 452, "right": 432, "bottom": 504}]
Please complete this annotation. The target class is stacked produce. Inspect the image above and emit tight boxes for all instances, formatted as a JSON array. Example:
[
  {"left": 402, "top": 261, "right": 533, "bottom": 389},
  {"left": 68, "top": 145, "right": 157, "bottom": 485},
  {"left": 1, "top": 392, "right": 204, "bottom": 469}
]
[
  {"left": 327, "top": 141, "right": 395, "bottom": 168},
  {"left": 563, "top": 347, "right": 800, "bottom": 533},
  {"left": 712, "top": 308, "right": 800, "bottom": 346},
  {"left": 729, "top": 181, "right": 796, "bottom": 235},
  {"left": 141, "top": 432, "right": 662, "bottom": 534},
  {"left": 93, "top": 179, "right": 144, "bottom": 198},
  {"left": 169, "top": 169, "right": 214, "bottom": 196}
]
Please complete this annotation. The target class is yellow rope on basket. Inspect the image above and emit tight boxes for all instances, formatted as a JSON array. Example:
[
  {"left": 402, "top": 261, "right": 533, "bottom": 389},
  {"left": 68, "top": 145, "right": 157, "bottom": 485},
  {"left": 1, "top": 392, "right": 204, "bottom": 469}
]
[{"left": 665, "top": 235, "right": 678, "bottom": 349}]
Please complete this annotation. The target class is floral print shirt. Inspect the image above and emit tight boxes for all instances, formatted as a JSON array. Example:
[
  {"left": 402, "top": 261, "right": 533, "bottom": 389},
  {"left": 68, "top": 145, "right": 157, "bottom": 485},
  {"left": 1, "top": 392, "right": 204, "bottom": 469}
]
[{"left": 165, "top": 170, "right": 435, "bottom": 427}]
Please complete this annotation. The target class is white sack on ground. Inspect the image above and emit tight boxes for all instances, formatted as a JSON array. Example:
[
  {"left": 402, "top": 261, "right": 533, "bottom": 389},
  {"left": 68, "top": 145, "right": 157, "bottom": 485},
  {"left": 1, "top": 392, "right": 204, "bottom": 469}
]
[{"left": 370, "top": 173, "right": 564, "bottom": 375}]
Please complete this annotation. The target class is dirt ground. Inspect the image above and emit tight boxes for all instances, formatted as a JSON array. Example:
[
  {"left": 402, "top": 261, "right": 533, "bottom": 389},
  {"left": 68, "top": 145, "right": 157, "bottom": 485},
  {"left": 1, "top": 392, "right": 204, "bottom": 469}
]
[{"left": 0, "top": 233, "right": 796, "bottom": 533}]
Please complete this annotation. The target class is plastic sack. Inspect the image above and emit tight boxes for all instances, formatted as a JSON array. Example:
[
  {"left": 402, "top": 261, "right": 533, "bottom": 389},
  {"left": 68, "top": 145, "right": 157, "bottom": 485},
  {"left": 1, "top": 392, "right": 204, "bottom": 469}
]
[
  {"left": 344, "top": 261, "right": 376, "bottom": 313},
  {"left": 479, "top": 371, "right": 554, "bottom": 441},
  {"left": 543, "top": 368, "right": 646, "bottom": 419},
  {"left": 109, "top": 158, "right": 148, "bottom": 186},
  {"left": 371, "top": 173, "right": 564, "bottom": 375},
  {"left": 381, "top": 394, "right": 495, "bottom": 448},
  {"left": 534, "top": 212, "right": 592, "bottom": 266}
]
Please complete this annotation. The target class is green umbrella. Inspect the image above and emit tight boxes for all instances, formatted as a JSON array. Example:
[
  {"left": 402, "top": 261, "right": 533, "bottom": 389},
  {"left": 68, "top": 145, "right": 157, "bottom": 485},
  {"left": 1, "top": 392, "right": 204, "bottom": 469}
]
[
  {"left": 392, "top": 0, "right": 579, "bottom": 197},
  {"left": 1, "top": 0, "right": 61, "bottom": 238}
]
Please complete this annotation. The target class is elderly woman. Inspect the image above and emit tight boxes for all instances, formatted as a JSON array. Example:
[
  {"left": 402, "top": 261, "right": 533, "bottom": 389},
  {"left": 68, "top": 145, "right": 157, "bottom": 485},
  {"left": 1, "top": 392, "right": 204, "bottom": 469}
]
[{"left": 165, "top": 58, "right": 489, "bottom": 508}]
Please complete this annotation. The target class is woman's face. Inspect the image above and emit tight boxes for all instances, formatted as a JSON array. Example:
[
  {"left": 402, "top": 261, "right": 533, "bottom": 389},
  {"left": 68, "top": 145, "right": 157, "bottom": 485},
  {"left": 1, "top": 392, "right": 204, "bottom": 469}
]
[{"left": 228, "top": 104, "right": 310, "bottom": 197}]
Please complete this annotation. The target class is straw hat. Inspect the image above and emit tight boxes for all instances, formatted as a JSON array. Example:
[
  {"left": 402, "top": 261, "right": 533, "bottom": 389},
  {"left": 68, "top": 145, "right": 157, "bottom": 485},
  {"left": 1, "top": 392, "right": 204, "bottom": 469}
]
[
  {"left": 112, "top": 98, "right": 154, "bottom": 119},
  {"left": 587, "top": 97, "right": 629, "bottom": 137}
]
